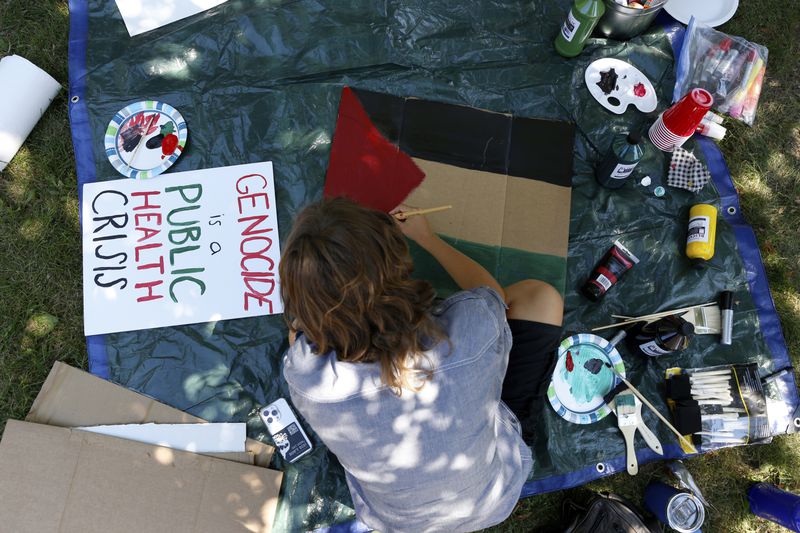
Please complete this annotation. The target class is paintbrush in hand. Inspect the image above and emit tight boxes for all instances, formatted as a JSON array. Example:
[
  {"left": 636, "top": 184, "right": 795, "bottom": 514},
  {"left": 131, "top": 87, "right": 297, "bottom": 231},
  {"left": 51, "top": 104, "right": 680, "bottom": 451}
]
[{"left": 393, "top": 205, "right": 453, "bottom": 220}]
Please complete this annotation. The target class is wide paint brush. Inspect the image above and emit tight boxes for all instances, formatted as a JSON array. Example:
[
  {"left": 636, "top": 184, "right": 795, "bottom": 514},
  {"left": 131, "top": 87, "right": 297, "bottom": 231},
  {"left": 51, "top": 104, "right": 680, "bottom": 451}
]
[
  {"left": 615, "top": 392, "right": 639, "bottom": 475},
  {"left": 604, "top": 330, "right": 699, "bottom": 453}
]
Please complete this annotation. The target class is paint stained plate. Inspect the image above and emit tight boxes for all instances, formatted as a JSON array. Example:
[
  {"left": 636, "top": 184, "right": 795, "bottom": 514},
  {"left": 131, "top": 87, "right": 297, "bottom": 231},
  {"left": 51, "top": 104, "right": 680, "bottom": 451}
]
[
  {"left": 665, "top": 0, "right": 739, "bottom": 28},
  {"left": 585, "top": 58, "right": 657, "bottom": 115},
  {"left": 547, "top": 333, "right": 626, "bottom": 425},
  {"left": 105, "top": 100, "right": 187, "bottom": 179}
]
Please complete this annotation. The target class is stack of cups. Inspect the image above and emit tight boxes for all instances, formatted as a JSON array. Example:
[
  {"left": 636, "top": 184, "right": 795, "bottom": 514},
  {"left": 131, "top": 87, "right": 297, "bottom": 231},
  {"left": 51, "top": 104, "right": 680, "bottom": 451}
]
[{"left": 649, "top": 88, "right": 714, "bottom": 152}]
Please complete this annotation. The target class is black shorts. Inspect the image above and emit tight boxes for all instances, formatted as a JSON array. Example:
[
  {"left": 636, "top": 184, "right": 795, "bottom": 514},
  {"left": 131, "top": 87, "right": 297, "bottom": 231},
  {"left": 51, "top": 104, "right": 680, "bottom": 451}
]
[{"left": 501, "top": 319, "right": 563, "bottom": 422}]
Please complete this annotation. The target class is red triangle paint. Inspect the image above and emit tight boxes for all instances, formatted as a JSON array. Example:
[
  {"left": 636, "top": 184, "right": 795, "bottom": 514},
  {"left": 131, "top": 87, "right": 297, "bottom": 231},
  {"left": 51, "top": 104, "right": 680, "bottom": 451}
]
[{"left": 324, "top": 87, "right": 426, "bottom": 212}]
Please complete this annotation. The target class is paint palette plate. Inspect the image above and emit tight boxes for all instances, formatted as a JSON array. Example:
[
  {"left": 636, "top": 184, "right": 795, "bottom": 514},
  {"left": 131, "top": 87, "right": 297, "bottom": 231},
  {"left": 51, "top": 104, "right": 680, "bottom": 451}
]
[
  {"left": 547, "top": 333, "right": 626, "bottom": 425},
  {"left": 585, "top": 58, "right": 657, "bottom": 115},
  {"left": 105, "top": 100, "right": 187, "bottom": 179},
  {"left": 665, "top": 0, "right": 739, "bottom": 28}
]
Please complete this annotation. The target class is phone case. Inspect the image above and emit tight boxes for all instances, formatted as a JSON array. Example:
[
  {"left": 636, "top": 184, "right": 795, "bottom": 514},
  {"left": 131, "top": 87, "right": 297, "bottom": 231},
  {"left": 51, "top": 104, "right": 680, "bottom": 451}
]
[{"left": 259, "top": 398, "right": 313, "bottom": 463}]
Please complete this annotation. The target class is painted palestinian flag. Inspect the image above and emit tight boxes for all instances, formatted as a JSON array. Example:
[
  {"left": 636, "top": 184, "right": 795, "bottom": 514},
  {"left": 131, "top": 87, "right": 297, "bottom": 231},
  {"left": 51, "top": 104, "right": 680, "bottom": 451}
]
[{"left": 325, "top": 87, "right": 575, "bottom": 296}]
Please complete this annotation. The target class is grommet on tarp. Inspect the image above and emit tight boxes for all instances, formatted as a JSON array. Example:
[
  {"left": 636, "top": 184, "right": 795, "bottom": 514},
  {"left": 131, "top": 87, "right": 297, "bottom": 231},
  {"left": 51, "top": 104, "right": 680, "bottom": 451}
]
[
  {"left": 793, "top": 417, "right": 800, "bottom": 429},
  {"left": 596, "top": 462, "right": 606, "bottom": 473},
  {"left": 727, "top": 206, "right": 737, "bottom": 215},
  {"left": 71, "top": 95, "right": 80, "bottom": 103}
]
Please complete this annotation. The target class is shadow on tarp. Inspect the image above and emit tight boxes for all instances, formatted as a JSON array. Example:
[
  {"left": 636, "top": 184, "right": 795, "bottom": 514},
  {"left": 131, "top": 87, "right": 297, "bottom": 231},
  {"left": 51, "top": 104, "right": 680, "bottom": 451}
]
[{"left": 67, "top": 1, "right": 798, "bottom": 531}]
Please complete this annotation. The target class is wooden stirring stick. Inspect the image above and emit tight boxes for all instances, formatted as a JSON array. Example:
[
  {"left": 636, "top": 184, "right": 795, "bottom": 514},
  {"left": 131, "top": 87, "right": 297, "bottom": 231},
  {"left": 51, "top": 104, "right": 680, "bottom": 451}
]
[
  {"left": 393, "top": 205, "right": 453, "bottom": 220},
  {"left": 127, "top": 112, "right": 159, "bottom": 169}
]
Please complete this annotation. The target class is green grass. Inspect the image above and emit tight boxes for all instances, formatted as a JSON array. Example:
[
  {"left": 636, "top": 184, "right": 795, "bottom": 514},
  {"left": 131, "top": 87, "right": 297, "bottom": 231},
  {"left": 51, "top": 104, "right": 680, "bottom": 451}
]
[
  {"left": 0, "top": 0, "right": 85, "bottom": 438},
  {"left": 0, "top": 1, "right": 798, "bottom": 531}
]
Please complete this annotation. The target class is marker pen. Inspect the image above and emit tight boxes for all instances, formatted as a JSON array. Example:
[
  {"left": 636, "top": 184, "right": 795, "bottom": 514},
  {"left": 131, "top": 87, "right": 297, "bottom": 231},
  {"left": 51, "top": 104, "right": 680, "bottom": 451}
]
[{"left": 720, "top": 291, "right": 734, "bottom": 345}]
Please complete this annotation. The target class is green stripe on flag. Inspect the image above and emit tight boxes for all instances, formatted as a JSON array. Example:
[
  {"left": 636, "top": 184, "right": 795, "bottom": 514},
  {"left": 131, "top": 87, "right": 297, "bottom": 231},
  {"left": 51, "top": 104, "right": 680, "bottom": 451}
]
[{"left": 409, "top": 235, "right": 567, "bottom": 299}]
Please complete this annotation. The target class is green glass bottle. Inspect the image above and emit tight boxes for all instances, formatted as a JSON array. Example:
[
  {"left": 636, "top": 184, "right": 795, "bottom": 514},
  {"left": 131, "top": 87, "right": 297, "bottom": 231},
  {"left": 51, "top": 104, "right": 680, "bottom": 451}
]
[{"left": 554, "top": 0, "right": 606, "bottom": 58}]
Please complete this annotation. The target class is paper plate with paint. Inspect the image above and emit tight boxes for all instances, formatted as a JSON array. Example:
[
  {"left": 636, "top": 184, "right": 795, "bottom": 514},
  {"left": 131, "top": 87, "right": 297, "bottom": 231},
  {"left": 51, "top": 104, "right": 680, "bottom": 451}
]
[
  {"left": 105, "top": 100, "right": 187, "bottom": 179},
  {"left": 548, "top": 333, "right": 626, "bottom": 424},
  {"left": 585, "top": 58, "right": 657, "bottom": 115}
]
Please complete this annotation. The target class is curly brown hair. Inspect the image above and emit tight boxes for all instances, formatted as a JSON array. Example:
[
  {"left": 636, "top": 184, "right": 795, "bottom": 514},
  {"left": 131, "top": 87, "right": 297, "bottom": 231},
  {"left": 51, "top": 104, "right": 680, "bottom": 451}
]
[{"left": 279, "top": 197, "right": 445, "bottom": 393}]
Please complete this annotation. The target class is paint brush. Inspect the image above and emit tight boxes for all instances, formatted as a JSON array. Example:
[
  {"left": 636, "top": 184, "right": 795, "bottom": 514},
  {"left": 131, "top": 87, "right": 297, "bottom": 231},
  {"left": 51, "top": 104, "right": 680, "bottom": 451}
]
[
  {"left": 393, "top": 205, "right": 453, "bottom": 220},
  {"left": 593, "top": 302, "right": 717, "bottom": 332},
  {"left": 602, "top": 331, "right": 698, "bottom": 453},
  {"left": 128, "top": 112, "right": 159, "bottom": 169},
  {"left": 615, "top": 392, "right": 639, "bottom": 475},
  {"left": 606, "top": 364, "right": 698, "bottom": 453}
]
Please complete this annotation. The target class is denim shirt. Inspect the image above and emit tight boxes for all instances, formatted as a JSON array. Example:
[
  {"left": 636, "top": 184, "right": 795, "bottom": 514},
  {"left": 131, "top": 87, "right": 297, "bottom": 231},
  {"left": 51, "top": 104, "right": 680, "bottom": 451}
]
[{"left": 283, "top": 287, "right": 532, "bottom": 533}]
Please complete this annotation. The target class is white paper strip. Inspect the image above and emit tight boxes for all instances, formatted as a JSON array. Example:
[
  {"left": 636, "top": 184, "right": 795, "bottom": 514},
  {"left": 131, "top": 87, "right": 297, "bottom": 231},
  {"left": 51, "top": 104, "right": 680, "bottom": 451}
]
[
  {"left": 115, "top": 0, "right": 229, "bottom": 36},
  {"left": 77, "top": 423, "right": 247, "bottom": 453},
  {"left": 0, "top": 55, "right": 61, "bottom": 171}
]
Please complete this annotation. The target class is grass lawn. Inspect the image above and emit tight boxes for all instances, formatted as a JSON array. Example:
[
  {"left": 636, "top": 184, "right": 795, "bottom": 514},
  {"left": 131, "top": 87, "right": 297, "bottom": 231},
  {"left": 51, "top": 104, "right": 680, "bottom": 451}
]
[{"left": 0, "top": 1, "right": 797, "bottom": 531}]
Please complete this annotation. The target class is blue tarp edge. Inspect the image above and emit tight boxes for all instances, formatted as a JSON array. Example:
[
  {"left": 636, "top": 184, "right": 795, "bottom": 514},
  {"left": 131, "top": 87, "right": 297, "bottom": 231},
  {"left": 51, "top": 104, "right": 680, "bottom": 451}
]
[
  {"left": 697, "top": 136, "right": 793, "bottom": 371},
  {"left": 68, "top": 0, "right": 109, "bottom": 379}
]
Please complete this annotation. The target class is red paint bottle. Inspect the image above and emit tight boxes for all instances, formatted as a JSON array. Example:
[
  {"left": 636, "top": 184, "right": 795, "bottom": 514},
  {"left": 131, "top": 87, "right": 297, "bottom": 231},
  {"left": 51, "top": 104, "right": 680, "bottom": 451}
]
[{"left": 581, "top": 241, "right": 639, "bottom": 301}]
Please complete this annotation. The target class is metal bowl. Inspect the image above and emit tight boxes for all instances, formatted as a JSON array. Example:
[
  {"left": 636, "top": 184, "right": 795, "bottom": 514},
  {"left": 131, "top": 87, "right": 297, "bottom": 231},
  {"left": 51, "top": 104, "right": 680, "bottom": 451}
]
[{"left": 596, "top": 0, "right": 669, "bottom": 40}]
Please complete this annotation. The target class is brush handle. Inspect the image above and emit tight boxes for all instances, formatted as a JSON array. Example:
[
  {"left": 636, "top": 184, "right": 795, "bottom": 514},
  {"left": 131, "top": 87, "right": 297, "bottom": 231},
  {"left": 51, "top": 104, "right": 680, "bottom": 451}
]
[
  {"left": 393, "top": 205, "right": 452, "bottom": 220},
  {"left": 610, "top": 369, "right": 698, "bottom": 453},
  {"left": 622, "top": 426, "right": 638, "bottom": 475},
  {"left": 603, "top": 332, "right": 698, "bottom": 453},
  {"left": 593, "top": 302, "right": 716, "bottom": 331},
  {"left": 128, "top": 112, "right": 159, "bottom": 168}
]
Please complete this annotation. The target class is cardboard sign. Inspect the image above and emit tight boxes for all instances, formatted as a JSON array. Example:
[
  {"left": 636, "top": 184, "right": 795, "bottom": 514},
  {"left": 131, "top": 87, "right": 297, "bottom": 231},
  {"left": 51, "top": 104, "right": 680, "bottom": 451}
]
[{"left": 82, "top": 162, "right": 282, "bottom": 335}]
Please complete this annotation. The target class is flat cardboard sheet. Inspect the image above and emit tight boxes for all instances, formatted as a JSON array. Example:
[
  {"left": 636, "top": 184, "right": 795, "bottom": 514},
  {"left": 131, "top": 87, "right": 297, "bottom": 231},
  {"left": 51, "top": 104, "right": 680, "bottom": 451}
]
[
  {"left": 0, "top": 420, "right": 281, "bottom": 533},
  {"left": 78, "top": 422, "right": 247, "bottom": 453},
  {"left": 27, "top": 362, "right": 275, "bottom": 466}
]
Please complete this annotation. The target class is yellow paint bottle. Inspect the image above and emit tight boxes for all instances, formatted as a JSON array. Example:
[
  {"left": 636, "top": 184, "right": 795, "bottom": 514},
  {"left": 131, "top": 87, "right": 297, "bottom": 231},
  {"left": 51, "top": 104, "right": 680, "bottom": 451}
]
[{"left": 686, "top": 204, "right": 717, "bottom": 268}]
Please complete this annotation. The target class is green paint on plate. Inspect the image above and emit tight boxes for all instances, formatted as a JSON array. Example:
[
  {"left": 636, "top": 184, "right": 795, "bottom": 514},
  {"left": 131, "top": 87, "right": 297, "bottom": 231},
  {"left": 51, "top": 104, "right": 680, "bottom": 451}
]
[{"left": 560, "top": 344, "right": 613, "bottom": 404}]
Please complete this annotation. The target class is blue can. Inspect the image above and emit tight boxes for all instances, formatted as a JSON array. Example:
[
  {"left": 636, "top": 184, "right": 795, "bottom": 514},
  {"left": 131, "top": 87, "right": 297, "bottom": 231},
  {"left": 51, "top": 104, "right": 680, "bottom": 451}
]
[
  {"left": 644, "top": 481, "right": 705, "bottom": 533},
  {"left": 748, "top": 483, "right": 800, "bottom": 532}
]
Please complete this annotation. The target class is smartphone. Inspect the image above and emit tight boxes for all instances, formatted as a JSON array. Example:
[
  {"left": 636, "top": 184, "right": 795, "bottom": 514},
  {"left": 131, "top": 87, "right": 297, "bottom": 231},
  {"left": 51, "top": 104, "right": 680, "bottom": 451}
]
[{"left": 259, "top": 398, "right": 313, "bottom": 463}]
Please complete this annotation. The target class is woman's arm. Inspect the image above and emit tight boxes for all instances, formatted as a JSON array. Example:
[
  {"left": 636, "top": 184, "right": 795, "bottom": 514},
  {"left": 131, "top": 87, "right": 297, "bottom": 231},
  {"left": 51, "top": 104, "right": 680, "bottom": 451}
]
[{"left": 391, "top": 205, "right": 505, "bottom": 300}]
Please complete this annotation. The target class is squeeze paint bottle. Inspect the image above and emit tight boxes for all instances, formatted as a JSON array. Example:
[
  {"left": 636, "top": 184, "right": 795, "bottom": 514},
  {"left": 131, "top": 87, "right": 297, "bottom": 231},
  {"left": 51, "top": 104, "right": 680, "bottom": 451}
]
[
  {"left": 554, "top": 0, "right": 605, "bottom": 58},
  {"left": 626, "top": 315, "right": 695, "bottom": 357},
  {"left": 595, "top": 132, "right": 645, "bottom": 189},
  {"left": 581, "top": 240, "right": 639, "bottom": 302},
  {"left": 685, "top": 204, "right": 718, "bottom": 268}
]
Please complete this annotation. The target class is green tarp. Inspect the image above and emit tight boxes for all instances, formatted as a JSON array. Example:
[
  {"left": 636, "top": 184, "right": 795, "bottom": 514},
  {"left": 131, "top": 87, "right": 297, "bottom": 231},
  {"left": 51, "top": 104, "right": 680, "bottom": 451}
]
[{"left": 69, "top": 1, "right": 796, "bottom": 530}]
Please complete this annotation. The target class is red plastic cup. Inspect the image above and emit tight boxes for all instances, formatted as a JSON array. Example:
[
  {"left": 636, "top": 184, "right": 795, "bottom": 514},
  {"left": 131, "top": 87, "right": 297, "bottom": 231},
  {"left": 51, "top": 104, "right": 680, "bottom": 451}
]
[{"left": 649, "top": 88, "right": 714, "bottom": 152}]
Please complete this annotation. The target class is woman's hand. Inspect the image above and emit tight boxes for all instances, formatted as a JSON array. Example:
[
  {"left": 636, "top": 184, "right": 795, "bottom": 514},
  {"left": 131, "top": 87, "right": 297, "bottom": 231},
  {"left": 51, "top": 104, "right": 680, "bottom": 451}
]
[
  {"left": 390, "top": 204, "right": 436, "bottom": 248},
  {"left": 288, "top": 319, "right": 300, "bottom": 346}
]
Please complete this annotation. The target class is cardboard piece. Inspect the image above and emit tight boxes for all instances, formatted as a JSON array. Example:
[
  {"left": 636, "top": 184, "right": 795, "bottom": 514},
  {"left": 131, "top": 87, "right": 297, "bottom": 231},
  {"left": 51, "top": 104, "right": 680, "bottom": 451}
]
[
  {"left": 0, "top": 420, "right": 281, "bottom": 533},
  {"left": 82, "top": 162, "right": 282, "bottom": 336},
  {"left": 27, "top": 362, "right": 275, "bottom": 466},
  {"left": 78, "top": 422, "right": 247, "bottom": 453},
  {"left": 407, "top": 158, "right": 571, "bottom": 258},
  {"left": 115, "top": 0, "right": 229, "bottom": 37}
]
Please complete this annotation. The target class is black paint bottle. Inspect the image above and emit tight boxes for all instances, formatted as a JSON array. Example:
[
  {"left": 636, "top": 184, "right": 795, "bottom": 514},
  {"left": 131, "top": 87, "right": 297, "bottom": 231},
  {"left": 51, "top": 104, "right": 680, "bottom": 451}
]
[{"left": 595, "top": 132, "right": 644, "bottom": 189}]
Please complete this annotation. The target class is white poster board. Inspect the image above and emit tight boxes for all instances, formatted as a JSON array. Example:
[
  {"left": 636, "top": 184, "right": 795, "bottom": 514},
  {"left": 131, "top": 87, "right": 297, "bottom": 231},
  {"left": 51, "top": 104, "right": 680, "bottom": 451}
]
[
  {"left": 82, "top": 162, "right": 282, "bottom": 335},
  {"left": 115, "top": 0, "right": 229, "bottom": 37}
]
